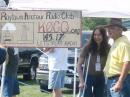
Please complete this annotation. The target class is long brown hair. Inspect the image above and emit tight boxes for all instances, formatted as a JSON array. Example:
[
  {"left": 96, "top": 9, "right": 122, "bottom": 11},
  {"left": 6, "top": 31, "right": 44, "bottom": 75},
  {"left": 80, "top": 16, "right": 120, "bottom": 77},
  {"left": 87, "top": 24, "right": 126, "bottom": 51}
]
[{"left": 88, "top": 27, "right": 109, "bottom": 56}]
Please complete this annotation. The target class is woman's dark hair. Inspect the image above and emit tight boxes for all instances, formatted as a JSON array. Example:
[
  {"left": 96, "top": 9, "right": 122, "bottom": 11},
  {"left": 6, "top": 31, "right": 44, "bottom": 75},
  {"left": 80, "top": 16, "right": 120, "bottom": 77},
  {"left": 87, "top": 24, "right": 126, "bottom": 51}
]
[{"left": 88, "top": 27, "right": 109, "bottom": 56}]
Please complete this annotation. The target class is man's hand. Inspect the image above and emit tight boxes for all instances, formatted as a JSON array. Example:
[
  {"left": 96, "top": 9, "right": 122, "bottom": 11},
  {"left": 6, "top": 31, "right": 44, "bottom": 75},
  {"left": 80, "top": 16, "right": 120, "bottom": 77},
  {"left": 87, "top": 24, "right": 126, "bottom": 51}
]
[
  {"left": 111, "top": 80, "right": 123, "bottom": 92},
  {"left": 112, "top": 61, "right": 130, "bottom": 92}
]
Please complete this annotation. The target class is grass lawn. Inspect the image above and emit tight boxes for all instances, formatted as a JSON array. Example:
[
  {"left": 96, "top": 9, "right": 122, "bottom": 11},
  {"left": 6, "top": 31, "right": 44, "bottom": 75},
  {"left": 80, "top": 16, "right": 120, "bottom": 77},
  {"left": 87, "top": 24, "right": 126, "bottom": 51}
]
[{"left": 17, "top": 78, "right": 74, "bottom": 97}]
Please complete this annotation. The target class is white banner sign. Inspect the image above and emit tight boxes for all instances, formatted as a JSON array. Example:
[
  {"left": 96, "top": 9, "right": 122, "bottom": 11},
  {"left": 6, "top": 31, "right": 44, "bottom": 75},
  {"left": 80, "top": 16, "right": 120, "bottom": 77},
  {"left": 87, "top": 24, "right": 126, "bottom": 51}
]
[{"left": 0, "top": 10, "right": 81, "bottom": 47}]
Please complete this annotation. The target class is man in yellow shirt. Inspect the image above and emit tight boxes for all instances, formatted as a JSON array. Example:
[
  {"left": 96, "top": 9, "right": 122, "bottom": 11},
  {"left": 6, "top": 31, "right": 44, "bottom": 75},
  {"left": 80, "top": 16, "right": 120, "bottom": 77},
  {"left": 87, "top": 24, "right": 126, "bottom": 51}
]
[{"left": 104, "top": 18, "right": 130, "bottom": 97}]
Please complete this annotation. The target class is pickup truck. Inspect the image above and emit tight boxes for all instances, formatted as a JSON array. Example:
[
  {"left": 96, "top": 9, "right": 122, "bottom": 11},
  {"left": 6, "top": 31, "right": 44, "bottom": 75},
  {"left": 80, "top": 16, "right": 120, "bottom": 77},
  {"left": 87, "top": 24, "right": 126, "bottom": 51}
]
[{"left": 18, "top": 48, "right": 42, "bottom": 80}]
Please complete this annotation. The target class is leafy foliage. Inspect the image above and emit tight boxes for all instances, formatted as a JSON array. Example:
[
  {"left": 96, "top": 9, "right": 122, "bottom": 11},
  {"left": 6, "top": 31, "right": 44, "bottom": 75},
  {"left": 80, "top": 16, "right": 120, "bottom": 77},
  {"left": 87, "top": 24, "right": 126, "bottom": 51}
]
[{"left": 82, "top": 17, "right": 109, "bottom": 30}]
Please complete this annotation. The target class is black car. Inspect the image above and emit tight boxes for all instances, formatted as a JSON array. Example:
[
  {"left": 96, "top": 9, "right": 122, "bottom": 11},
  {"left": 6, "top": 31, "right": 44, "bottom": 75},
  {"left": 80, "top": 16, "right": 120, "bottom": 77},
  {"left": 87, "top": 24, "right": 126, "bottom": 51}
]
[{"left": 18, "top": 48, "right": 42, "bottom": 80}]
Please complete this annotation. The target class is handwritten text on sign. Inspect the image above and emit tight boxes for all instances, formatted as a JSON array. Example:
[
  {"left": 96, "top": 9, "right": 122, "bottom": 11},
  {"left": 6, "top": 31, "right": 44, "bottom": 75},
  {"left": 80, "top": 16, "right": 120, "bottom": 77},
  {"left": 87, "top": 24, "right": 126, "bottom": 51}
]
[{"left": 0, "top": 10, "right": 81, "bottom": 47}]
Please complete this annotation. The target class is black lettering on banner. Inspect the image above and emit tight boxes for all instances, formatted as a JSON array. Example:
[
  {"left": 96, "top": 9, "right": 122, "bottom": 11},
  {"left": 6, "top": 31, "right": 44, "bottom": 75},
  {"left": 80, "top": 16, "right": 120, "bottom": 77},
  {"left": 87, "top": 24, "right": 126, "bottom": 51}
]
[
  {"left": 43, "top": 33, "right": 53, "bottom": 41},
  {"left": 56, "top": 33, "right": 64, "bottom": 41},
  {"left": 64, "top": 41, "right": 77, "bottom": 46},
  {"left": 61, "top": 21, "right": 69, "bottom": 33},
  {"left": 43, "top": 33, "right": 64, "bottom": 41},
  {"left": 1, "top": 12, "right": 6, "bottom": 20},
  {"left": 46, "top": 12, "right": 51, "bottom": 19},
  {"left": 70, "top": 29, "right": 80, "bottom": 34}
]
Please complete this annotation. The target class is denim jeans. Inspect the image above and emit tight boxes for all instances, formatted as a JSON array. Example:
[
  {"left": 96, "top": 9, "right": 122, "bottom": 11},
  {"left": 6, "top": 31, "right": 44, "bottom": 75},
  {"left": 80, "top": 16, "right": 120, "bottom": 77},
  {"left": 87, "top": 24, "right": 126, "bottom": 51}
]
[
  {"left": 84, "top": 75, "right": 105, "bottom": 97},
  {"left": 106, "top": 75, "right": 130, "bottom": 97}
]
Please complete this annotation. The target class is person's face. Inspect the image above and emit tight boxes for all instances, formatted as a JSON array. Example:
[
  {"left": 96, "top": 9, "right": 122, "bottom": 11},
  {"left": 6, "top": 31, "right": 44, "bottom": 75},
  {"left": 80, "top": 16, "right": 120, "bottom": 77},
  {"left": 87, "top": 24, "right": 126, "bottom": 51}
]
[
  {"left": 107, "top": 26, "right": 122, "bottom": 40},
  {"left": 94, "top": 29, "right": 103, "bottom": 45}
]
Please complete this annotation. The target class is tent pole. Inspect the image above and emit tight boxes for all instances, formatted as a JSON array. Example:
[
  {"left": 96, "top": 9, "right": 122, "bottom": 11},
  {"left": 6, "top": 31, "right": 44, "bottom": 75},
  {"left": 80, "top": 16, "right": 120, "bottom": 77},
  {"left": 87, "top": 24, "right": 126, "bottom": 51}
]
[
  {"left": 0, "top": 61, "right": 6, "bottom": 97},
  {"left": 73, "top": 48, "right": 78, "bottom": 97}
]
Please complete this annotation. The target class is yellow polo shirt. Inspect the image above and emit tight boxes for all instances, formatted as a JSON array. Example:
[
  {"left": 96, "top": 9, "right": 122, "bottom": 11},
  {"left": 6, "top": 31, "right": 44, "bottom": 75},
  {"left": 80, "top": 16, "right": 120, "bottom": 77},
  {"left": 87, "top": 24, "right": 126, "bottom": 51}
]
[{"left": 104, "top": 36, "right": 130, "bottom": 78}]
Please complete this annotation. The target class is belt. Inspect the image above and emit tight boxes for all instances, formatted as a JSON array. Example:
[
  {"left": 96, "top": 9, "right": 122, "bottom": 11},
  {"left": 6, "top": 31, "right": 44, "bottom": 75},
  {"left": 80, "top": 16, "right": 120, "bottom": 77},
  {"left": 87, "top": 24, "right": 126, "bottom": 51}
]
[{"left": 108, "top": 74, "right": 120, "bottom": 80}]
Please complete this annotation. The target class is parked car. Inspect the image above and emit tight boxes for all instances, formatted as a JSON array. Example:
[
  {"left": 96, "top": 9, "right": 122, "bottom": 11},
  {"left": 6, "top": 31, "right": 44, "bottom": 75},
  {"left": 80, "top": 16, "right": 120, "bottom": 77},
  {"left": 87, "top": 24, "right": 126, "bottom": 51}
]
[
  {"left": 36, "top": 50, "right": 79, "bottom": 92},
  {"left": 18, "top": 48, "right": 42, "bottom": 80},
  {"left": 36, "top": 31, "right": 92, "bottom": 91}
]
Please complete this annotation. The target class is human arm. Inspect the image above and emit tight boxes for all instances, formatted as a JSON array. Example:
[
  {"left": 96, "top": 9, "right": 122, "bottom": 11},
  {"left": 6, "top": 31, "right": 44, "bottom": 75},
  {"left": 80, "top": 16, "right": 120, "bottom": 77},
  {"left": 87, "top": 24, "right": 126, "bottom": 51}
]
[
  {"left": 77, "top": 57, "right": 85, "bottom": 89},
  {"left": 112, "top": 61, "right": 130, "bottom": 92},
  {"left": 6, "top": 48, "right": 14, "bottom": 64},
  {"left": 76, "top": 45, "right": 88, "bottom": 89},
  {"left": 43, "top": 48, "right": 54, "bottom": 53},
  {"left": 6, "top": 50, "right": 9, "bottom": 64},
  {"left": 112, "top": 44, "right": 130, "bottom": 91}
]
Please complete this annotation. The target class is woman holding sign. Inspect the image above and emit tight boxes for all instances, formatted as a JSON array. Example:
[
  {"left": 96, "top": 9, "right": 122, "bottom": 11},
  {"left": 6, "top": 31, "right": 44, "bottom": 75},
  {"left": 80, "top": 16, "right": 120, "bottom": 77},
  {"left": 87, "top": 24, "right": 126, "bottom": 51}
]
[{"left": 77, "top": 27, "right": 110, "bottom": 97}]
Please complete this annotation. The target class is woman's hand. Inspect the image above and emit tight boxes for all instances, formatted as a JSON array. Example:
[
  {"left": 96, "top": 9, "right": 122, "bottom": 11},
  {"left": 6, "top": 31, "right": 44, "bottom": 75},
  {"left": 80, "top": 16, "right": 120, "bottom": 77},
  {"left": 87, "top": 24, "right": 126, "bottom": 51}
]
[{"left": 79, "top": 81, "right": 86, "bottom": 90}]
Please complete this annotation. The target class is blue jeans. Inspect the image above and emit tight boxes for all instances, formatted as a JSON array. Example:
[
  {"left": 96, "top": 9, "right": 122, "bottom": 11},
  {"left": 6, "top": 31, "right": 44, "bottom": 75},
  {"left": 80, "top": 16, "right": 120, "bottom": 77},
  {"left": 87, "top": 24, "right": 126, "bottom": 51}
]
[
  {"left": 84, "top": 75, "right": 105, "bottom": 97},
  {"left": 2, "top": 76, "right": 20, "bottom": 97},
  {"left": 106, "top": 75, "right": 130, "bottom": 97}
]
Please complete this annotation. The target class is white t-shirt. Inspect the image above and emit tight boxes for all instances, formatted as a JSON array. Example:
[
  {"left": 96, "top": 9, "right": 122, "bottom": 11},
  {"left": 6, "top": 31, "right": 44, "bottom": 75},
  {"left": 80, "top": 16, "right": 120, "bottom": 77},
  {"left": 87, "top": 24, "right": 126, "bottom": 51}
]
[{"left": 47, "top": 48, "right": 68, "bottom": 71}]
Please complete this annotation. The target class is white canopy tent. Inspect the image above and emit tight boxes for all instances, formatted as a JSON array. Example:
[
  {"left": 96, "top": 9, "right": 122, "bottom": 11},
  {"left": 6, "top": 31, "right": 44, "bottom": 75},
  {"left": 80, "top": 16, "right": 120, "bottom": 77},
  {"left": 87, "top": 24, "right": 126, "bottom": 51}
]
[
  {"left": 1, "top": 0, "right": 130, "bottom": 97},
  {"left": 8, "top": 0, "right": 130, "bottom": 18}
]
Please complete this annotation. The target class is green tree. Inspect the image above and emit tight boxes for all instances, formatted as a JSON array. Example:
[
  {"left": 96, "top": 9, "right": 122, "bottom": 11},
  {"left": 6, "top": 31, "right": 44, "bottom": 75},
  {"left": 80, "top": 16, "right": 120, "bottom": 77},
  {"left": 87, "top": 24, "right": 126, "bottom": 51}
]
[{"left": 82, "top": 17, "right": 109, "bottom": 30}]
